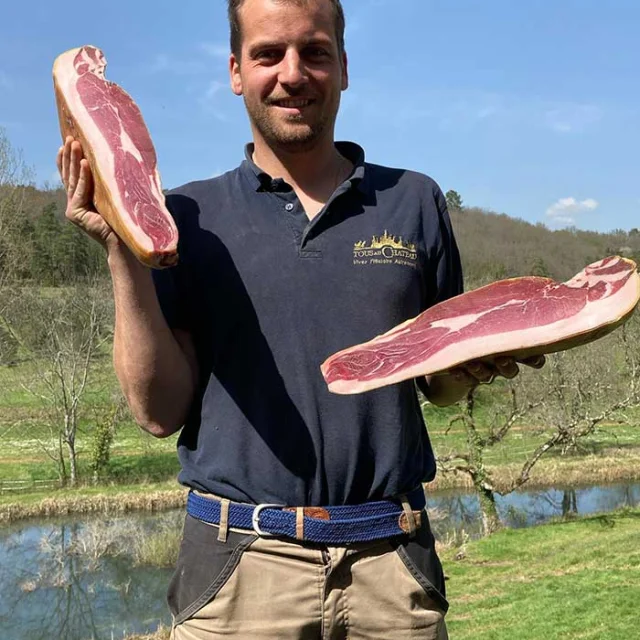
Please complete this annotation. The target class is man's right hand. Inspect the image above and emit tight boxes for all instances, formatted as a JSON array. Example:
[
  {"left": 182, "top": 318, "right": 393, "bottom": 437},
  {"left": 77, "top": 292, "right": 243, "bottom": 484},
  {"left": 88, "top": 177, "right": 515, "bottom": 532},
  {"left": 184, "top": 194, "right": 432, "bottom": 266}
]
[{"left": 56, "top": 136, "right": 119, "bottom": 251}]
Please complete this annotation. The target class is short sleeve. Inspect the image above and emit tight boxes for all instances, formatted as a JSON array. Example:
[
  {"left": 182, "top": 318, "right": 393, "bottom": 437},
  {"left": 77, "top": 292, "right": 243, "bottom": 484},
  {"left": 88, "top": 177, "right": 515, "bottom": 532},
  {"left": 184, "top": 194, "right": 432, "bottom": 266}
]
[
  {"left": 151, "top": 194, "right": 192, "bottom": 331},
  {"left": 415, "top": 183, "right": 464, "bottom": 398},
  {"left": 428, "top": 185, "right": 464, "bottom": 306}
]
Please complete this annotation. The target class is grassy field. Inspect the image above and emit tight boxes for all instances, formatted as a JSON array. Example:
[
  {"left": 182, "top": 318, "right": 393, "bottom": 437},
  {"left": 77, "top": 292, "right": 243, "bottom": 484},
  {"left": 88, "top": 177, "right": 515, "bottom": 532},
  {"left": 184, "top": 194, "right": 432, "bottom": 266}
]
[
  {"left": 1, "top": 355, "right": 639, "bottom": 514},
  {"left": 443, "top": 507, "right": 640, "bottom": 639},
  {"left": 0, "top": 355, "right": 179, "bottom": 488}
]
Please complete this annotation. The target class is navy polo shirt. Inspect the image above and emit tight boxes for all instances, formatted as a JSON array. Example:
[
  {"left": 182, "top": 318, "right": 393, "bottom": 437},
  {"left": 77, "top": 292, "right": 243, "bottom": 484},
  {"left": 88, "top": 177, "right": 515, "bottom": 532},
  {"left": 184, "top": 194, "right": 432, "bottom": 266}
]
[{"left": 152, "top": 141, "right": 463, "bottom": 506}]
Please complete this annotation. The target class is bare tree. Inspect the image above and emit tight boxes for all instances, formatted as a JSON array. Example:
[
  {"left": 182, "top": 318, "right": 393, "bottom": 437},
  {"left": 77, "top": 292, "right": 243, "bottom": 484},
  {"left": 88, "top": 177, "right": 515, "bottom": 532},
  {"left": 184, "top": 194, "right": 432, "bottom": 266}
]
[
  {"left": 5, "top": 282, "right": 113, "bottom": 486},
  {"left": 435, "top": 315, "right": 640, "bottom": 535}
]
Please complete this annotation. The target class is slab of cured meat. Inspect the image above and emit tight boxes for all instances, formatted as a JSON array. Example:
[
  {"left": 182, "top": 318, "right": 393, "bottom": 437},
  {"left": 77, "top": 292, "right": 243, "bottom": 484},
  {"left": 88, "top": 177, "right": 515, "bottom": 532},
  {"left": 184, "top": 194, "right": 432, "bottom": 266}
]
[
  {"left": 321, "top": 256, "right": 640, "bottom": 395},
  {"left": 53, "top": 45, "right": 178, "bottom": 268}
]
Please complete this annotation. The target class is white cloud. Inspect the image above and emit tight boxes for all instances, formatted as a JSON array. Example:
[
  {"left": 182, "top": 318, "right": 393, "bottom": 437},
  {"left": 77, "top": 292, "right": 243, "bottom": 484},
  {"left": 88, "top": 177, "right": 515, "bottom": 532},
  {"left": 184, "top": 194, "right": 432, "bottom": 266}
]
[
  {"left": 149, "top": 53, "right": 207, "bottom": 76},
  {"left": 546, "top": 197, "right": 599, "bottom": 224},
  {"left": 0, "top": 71, "right": 12, "bottom": 91},
  {"left": 204, "top": 80, "right": 226, "bottom": 101},
  {"left": 199, "top": 80, "right": 231, "bottom": 121},
  {"left": 545, "top": 104, "right": 602, "bottom": 133},
  {"left": 200, "top": 42, "right": 230, "bottom": 59}
]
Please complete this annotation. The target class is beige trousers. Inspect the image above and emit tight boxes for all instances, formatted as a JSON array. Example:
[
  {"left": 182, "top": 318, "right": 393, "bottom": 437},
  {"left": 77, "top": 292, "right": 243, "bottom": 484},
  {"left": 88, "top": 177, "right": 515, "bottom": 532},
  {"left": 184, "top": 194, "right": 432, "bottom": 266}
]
[{"left": 169, "top": 513, "right": 448, "bottom": 640}]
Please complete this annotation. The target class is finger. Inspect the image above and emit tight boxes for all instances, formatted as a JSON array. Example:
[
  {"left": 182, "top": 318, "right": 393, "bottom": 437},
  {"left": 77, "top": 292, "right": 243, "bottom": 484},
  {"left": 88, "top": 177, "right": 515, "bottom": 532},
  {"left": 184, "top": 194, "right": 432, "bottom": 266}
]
[
  {"left": 494, "top": 356, "right": 519, "bottom": 379},
  {"left": 450, "top": 368, "right": 478, "bottom": 388},
  {"left": 520, "top": 355, "right": 546, "bottom": 369},
  {"left": 68, "top": 142, "right": 82, "bottom": 195},
  {"left": 73, "top": 159, "right": 93, "bottom": 207},
  {"left": 465, "top": 361, "right": 495, "bottom": 384},
  {"left": 61, "top": 137, "right": 73, "bottom": 187},
  {"left": 56, "top": 145, "right": 64, "bottom": 180}
]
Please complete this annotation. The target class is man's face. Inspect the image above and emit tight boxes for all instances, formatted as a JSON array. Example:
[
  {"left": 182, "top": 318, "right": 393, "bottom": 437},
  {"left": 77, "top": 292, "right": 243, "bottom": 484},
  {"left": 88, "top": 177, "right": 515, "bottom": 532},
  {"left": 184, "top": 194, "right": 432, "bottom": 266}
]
[{"left": 230, "top": 0, "right": 348, "bottom": 152}]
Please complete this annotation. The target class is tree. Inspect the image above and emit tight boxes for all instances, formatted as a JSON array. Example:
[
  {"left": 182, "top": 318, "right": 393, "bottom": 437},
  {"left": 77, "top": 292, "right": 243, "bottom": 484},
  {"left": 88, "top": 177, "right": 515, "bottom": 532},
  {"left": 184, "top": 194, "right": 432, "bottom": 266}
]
[
  {"left": 0, "top": 127, "right": 32, "bottom": 292},
  {"left": 530, "top": 256, "right": 552, "bottom": 278},
  {"left": 4, "top": 282, "right": 113, "bottom": 485},
  {"left": 434, "top": 317, "right": 640, "bottom": 535},
  {"left": 445, "top": 189, "right": 463, "bottom": 212},
  {"left": 31, "top": 203, "right": 63, "bottom": 285}
]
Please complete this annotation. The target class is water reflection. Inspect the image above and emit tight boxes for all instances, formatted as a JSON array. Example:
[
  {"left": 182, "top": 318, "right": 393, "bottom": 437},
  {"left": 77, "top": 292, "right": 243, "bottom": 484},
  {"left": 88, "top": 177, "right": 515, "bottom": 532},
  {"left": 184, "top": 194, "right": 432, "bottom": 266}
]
[
  {"left": 1, "top": 483, "right": 639, "bottom": 639},
  {"left": 428, "top": 482, "right": 640, "bottom": 540},
  {"left": 0, "top": 515, "right": 175, "bottom": 640}
]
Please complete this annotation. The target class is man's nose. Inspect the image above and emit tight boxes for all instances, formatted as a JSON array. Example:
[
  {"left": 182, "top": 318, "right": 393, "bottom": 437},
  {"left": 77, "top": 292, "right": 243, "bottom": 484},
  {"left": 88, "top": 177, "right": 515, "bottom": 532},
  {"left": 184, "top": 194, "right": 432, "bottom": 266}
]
[{"left": 278, "top": 50, "right": 309, "bottom": 87}]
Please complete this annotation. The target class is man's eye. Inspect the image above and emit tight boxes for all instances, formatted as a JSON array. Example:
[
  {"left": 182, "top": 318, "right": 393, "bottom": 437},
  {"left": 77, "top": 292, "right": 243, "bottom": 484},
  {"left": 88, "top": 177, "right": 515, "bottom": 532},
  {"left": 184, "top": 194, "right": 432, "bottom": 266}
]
[
  {"left": 307, "top": 48, "right": 329, "bottom": 58},
  {"left": 257, "top": 50, "right": 280, "bottom": 61}
]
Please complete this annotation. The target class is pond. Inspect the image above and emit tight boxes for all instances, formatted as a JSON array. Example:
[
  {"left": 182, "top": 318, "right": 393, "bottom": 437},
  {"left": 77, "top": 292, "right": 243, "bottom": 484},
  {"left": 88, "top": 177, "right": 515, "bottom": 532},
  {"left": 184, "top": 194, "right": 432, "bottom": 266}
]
[
  {"left": 0, "top": 513, "right": 177, "bottom": 639},
  {"left": 1, "top": 481, "right": 638, "bottom": 639},
  {"left": 427, "top": 481, "right": 640, "bottom": 540}
]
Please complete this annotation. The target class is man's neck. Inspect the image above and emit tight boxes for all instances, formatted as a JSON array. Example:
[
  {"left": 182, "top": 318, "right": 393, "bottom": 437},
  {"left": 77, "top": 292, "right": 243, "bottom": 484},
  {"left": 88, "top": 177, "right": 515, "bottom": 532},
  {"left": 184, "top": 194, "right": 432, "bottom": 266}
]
[{"left": 251, "top": 136, "right": 346, "bottom": 193}]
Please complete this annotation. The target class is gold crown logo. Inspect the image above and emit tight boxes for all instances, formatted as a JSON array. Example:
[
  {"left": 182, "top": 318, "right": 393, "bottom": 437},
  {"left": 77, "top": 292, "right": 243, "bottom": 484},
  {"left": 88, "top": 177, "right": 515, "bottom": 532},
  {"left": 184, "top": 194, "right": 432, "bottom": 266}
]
[{"left": 354, "top": 230, "right": 416, "bottom": 252}]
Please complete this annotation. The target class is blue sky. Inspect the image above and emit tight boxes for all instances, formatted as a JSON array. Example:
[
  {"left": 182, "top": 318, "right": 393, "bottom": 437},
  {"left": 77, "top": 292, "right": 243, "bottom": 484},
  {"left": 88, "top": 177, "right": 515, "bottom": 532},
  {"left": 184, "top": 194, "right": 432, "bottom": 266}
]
[{"left": 0, "top": 0, "right": 638, "bottom": 232}]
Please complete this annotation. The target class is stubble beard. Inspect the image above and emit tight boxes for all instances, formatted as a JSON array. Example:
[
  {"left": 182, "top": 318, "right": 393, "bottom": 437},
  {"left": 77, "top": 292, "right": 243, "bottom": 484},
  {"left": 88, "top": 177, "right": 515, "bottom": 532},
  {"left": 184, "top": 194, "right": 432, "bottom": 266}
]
[{"left": 245, "top": 96, "right": 339, "bottom": 152}]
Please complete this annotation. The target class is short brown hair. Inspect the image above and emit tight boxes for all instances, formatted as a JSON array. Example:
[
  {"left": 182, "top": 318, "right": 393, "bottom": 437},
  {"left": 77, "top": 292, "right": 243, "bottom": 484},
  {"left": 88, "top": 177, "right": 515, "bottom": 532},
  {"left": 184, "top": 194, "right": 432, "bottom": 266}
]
[{"left": 228, "top": 0, "right": 346, "bottom": 59}]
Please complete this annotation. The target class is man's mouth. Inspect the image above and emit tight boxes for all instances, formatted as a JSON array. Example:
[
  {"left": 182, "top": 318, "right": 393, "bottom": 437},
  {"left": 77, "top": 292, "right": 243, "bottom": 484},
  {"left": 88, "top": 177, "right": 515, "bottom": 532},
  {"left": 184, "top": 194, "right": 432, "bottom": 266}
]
[{"left": 272, "top": 98, "right": 314, "bottom": 109}]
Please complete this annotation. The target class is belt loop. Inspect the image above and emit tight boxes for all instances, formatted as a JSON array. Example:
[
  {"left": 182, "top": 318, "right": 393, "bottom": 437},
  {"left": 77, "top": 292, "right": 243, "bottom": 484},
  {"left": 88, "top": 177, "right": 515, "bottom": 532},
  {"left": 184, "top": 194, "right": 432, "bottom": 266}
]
[
  {"left": 400, "top": 494, "right": 418, "bottom": 538},
  {"left": 296, "top": 507, "right": 305, "bottom": 540},
  {"left": 217, "top": 498, "right": 230, "bottom": 543}
]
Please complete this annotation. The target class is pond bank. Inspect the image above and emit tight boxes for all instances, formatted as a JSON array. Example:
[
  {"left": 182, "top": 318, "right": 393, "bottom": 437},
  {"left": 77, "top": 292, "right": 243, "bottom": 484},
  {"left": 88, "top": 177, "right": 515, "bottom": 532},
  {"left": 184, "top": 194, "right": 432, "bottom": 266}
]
[
  {"left": 0, "top": 485, "right": 187, "bottom": 524},
  {"left": 2, "top": 450, "right": 639, "bottom": 524}
]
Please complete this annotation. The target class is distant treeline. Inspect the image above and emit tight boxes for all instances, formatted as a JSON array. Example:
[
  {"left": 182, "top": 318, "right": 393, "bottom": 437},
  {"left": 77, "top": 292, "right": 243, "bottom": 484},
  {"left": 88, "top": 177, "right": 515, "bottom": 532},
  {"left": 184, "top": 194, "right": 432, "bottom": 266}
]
[
  {"left": 451, "top": 206, "right": 640, "bottom": 287},
  {"left": 2, "top": 185, "right": 639, "bottom": 288},
  {"left": 0, "top": 186, "right": 106, "bottom": 285}
]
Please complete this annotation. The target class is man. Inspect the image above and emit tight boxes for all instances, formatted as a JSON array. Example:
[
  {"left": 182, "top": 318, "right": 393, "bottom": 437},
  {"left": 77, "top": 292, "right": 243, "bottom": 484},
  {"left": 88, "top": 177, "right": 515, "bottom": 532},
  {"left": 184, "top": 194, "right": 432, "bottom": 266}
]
[{"left": 57, "top": 0, "right": 543, "bottom": 637}]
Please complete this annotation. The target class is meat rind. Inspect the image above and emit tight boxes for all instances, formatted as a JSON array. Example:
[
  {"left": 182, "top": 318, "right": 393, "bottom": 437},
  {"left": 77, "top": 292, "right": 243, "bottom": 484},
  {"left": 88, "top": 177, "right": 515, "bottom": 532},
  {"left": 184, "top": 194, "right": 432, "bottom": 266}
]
[
  {"left": 321, "top": 256, "right": 640, "bottom": 395},
  {"left": 53, "top": 46, "right": 178, "bottom": 269}
]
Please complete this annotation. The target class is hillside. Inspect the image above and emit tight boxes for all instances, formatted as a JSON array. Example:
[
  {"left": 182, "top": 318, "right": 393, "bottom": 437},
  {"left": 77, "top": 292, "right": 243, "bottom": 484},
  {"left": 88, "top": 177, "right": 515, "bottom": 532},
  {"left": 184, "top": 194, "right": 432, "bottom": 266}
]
[
  {"left": 450, "top": 206, "right": 639, "bottom": 286},
  {"left": 1, "top": 184, "right": 638, "bottom": 288}
]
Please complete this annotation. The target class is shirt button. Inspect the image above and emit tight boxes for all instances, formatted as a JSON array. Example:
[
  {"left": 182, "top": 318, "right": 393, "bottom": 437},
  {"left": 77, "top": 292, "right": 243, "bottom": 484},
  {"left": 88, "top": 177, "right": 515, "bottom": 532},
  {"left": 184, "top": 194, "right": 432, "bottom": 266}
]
[{"left": 285, "top": 203, "right": 294, "bottom": 211}]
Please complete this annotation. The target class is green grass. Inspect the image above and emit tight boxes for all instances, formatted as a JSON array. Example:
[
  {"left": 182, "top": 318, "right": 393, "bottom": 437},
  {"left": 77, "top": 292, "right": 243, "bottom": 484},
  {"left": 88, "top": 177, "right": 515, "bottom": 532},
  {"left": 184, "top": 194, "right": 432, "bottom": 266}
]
[
  {"left": 423, "top": 382, "right": 640, "bottom": 466},
  {"left": 443, "top": 508, "right": 640, "bottom": 639},
  {"left": 0, "top": 356, "right": 179, "bottom": 489},
  {"left": 1, "top": 356, "right": 640, "bottom": 505}
]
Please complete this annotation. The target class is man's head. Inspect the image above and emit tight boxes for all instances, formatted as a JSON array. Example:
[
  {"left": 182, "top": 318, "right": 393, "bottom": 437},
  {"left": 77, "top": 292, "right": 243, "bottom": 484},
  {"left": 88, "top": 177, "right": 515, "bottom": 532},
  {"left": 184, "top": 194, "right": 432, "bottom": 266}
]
[
  {"left": 228, "top": 0, "right": 345, "bottom": 61},
  {"left": 227, "top": 0, "right": 348, "bottom": 153}
]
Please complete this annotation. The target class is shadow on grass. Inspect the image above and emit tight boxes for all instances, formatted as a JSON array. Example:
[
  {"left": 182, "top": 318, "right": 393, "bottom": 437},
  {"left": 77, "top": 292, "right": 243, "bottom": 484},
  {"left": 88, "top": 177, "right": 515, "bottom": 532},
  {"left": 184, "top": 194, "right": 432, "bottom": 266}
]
[
  {"left": 104, "top": 452, "right": 181, "bottom": 484},
  {"left": 545, "top": 507, "right": 640, "bottom": 530}
]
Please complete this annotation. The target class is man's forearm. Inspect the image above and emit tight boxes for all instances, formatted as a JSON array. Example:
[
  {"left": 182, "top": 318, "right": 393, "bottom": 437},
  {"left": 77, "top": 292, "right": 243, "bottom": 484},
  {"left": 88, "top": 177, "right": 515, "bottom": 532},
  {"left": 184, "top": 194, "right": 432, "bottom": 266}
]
[{"left": 109, "top": 244, "right": 196, "bottom": 437}]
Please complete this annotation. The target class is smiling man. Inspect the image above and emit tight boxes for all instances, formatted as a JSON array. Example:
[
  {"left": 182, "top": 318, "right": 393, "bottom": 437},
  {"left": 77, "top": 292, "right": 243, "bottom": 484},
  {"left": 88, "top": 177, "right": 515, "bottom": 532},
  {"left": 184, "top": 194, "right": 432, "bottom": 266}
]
[{"left": 57, "top": 0, "right": 543, "bottom": 638}]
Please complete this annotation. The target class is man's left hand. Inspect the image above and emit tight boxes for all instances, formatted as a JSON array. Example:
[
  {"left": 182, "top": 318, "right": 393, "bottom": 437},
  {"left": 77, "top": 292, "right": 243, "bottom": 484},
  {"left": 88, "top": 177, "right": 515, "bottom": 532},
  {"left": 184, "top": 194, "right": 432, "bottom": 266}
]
[{"left": 424, "top": 354, "right": 546, "bottom": 407}]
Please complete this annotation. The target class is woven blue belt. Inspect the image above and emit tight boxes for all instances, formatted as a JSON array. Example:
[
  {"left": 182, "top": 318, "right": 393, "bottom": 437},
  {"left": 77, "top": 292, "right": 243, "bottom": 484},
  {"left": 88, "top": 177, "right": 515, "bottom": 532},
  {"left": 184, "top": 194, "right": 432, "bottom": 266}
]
[{"left": 187, "top": 487, "right": 426, "bottom": 544}]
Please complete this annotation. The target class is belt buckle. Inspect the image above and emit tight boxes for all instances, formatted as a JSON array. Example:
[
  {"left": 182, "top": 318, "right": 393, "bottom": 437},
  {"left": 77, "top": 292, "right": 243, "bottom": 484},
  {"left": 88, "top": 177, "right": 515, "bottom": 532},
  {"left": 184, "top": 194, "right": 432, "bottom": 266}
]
[{"left": 251, "top": 503, "right": 284, "bottom": 537}]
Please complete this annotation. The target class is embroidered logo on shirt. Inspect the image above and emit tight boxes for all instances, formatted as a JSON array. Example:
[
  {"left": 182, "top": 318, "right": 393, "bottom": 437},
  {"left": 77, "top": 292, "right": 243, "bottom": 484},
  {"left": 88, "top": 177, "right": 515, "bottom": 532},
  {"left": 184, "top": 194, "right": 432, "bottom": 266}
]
[{"left": 353, "top": 231, "right": 418, "bottom": 267}]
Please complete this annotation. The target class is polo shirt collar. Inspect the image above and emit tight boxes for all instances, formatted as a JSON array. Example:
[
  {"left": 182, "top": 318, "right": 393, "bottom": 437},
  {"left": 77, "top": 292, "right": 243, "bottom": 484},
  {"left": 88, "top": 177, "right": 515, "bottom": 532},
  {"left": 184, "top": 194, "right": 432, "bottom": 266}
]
[{"left": 240, "top": 141, "right": 368, "bottom": 195}]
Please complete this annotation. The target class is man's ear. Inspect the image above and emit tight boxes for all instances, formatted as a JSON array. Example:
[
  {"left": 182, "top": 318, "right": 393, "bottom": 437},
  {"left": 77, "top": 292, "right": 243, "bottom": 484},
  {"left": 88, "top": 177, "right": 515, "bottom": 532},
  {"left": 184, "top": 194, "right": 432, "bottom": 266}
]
[
  {"left": 341, "top": 51, "right": 349, "bottom": 91},
  {"left": 230, "top": 54, "right": 243, "bottom": 96}
]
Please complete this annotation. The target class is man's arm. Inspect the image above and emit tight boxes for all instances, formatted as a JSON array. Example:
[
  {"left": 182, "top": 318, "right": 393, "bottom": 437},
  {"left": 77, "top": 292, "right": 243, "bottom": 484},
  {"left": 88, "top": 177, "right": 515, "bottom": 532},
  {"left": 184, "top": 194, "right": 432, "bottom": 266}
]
[
  {"left": 109, "top": 246, "right": 198, "bottom": 437},
  {"left": 58, "top": 137, "right": 197, "bottom": 438}
]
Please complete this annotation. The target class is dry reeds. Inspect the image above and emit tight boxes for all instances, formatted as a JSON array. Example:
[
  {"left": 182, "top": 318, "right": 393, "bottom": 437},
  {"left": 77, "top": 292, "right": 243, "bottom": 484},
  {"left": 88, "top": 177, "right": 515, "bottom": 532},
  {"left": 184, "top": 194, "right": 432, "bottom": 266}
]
[
  {"left": 1, "top": 488, "right": 188, "bottom": 524},
  {"left": 428, "top": 451, "right": 640, "bottom": 493},
  {"left": 121, "top": 624, "right": 171, "bottom": 640}
]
